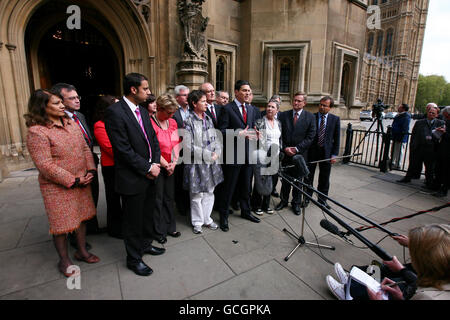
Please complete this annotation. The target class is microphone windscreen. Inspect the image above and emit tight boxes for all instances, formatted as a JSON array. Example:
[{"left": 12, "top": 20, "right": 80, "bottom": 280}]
[
  {"left": 292, "top": 154, "right": 310, "bottom": 179},
  {"left": 320, "top": 219, "right": 340, "bottom": 236}
]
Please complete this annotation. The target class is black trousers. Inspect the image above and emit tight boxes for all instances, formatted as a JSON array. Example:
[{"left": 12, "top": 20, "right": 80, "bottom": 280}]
[
  {"left": 101, "top": 165, "right": 123, "bottom": 237},
  {"left": 219, "top": 164, "right": 253, "bottom": 217},
  {"left": 121, "top": 183, "right": 156, "bottom": 264},
  {"left": 174, "top": 163, "right": 190, "bottom": 215},
  {"left": 153, "top": 169, "right": 176, "bottom": 237},
  {"left": 306, "top": 147, "right": 331, "bottom": 201},
  {"left": 406, "top": 147, "right": 437, "bottom": 187},
  {"left": 280, "top": 156, "right": 304, "bottom": 205},
  {"left": 85, "top": 163, "right": 100, "bottom": 234}
]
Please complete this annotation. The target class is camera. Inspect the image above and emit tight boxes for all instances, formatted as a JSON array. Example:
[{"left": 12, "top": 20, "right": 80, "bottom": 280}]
[{"left": 372, "top": 98, "right": 385, "bottom": 119}]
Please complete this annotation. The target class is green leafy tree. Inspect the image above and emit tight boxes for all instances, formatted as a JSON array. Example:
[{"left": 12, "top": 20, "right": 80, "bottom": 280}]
[{"left": 415, "top": 74, "right": 447, "bottom": 113}]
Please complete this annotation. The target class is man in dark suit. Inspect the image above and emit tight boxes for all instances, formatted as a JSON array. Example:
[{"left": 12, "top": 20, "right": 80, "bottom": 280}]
[
  {"left": 52, "top": 83, "right": 103, "bottom": 250},
  {"left": 216, "top": 90, "right": 230, "bottom": 107},
  {"left": 172, "top": 85, "right": 190, "bottom": 129},
  {"left": 276, "top": 92, "right": 316, "bottom": 215},
  {"left": 172, "top": 85, "right": 191, "bottom": 216},
  {"left": 306, "top": 96, "right": 340, "bottom": 209},
  {"left": 105, "top": 73, "right": 165, "bottom": 276},
  {"left": 200, "top": 82, "right": 223, "bottom": 128},
  {"left": 433, "top": 106, "right": 450, "bottom": 197},
  {"left": 397, "top": 104, "right": 444, "bottom": 190},
  {"left": 217, "top": 80, "right": 262, "bottom": 231},
  {"left": 390, "top": 103, "right": 411, "bottom": 170}
]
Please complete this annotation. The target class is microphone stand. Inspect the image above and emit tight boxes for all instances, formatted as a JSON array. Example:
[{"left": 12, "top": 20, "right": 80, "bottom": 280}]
[
  {"left": 278, "top": 171, "right": 335, "bottom": 261},
  {"left": 278, "top": 170, "right": 393, "bottom": 261}
]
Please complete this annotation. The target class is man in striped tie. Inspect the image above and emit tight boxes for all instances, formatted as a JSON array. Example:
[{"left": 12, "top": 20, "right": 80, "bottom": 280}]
[{"left": 306, "top": 96, "right": 340, "bottom": 209}]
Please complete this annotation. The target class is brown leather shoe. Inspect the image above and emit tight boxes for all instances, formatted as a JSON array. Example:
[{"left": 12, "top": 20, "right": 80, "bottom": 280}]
[{"left": 74, "top": 252, "right": 100, "bottom": 264}]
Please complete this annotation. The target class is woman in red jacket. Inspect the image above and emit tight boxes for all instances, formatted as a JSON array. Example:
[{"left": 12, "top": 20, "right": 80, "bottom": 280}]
[{"left": 93, "top": 95, "right": 123, "bottom": 239}]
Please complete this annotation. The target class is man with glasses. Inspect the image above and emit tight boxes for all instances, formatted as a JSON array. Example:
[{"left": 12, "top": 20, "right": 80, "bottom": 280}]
[
  {"left": 51, "top": 83, "right": 104, "bottom": 249},
  {"left": 276, "top": 92, "right": 316, "bottom": 215},
  {"left": 172, "top": 85, "right": 191, "bottom": 217}
]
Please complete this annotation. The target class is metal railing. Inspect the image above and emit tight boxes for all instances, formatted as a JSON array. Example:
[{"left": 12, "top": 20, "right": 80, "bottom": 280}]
[{"left": 343, "top": 123, "right": 419, "bottom": 174}]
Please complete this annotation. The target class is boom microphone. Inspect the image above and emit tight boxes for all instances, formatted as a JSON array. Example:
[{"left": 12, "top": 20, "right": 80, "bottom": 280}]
[{"left": 320, "top": 219, "right": 347, "bottom": 239}]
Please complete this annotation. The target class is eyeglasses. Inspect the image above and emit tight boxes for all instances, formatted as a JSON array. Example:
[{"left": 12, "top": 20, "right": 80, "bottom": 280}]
[{"left": 66, "top": 96, "right": 81, "bottom": 101}]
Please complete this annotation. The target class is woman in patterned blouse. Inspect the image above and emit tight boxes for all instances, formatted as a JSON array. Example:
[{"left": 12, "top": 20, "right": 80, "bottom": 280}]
[
  {"left": 24, "top": 89, "right": 100, "bottom": 277},
  {"left": 183, "top": 90, "right": 223, "bottom": 234}
]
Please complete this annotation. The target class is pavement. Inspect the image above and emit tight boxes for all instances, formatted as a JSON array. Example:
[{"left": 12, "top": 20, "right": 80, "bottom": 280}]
[{"left": 0, "top": 163, "right": 448, "bottom": 300}]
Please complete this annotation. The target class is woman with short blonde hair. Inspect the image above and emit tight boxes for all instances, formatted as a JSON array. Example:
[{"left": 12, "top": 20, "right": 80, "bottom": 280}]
[{"left": 150, "top": 93, "right": 181, "bottom": 243}]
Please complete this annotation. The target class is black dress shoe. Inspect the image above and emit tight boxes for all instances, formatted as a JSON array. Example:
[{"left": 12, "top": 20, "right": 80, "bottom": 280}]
[
  {"left": 220, "top": 216, "right": 229, "bottom": 232},
  {"left": 275, "top": 201, "right": 288, "bottom": 211},
  {"left": 271, "top": 191, "right": 280, "bottom": 198},
  {"left": 167, "top": 231, "right": 181, "bottom": 238},
  {"left": 241, "top": 212, "right": 260, "bottom": 223},
  {"left": 318, "top": 200, "right": 331, "bottom": 209},
  {"left": 156, "top": 236, "right": 167, "bottom": 244},
  {"left": 397, "top": 177, "right": 411, "bottom": 183},
  {"left": 231, "top": 202, "right": 240, "bottom": 211},
  {"left": 292, "top": 204, "right": 301, "bottom": 215},
  {"left": 127, "top": 261, "right": 153, "bottom": 276},
  {"left": 228, "top": 209, "right": 234, "bottom": 215},
  {"left": 144, "top": 245, "right": 166, "bottom": 256},
  {"left": 300, "top": 198, "right": 310, "bottom": 208}
]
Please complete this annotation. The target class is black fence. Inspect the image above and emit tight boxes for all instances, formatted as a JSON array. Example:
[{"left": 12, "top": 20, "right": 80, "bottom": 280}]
[{"left": 343, "top": 122, "right": 419, "bottom": 174}]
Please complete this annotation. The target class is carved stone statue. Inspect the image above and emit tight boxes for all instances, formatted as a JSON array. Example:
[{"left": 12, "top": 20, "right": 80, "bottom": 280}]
[{"left": 177, "top": 0, "right": 209, "bottom": 61}]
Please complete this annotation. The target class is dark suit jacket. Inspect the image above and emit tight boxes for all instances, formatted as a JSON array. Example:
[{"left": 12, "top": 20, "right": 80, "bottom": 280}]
[
  {"left": 279, "top": 109, "right": 316, "bottom": 156},
  {"left": 74, "top": 111, "right": 99, "bottom": 166},
  {"left": 104, "top": 98, "right": 161, "bottom": 195},
  {"left": 205, "top": 104, "right": 224, "bottom": 128},
  {"left": 309, "top": 112, "right": 340, "bottom": 160},
  {"left": 219, "top": 101, "right": 261, "bottom": 163},
  {"left": 391, "top": 112, "right": 411, "bottom": 143},
  {"left": 410, "top": 118, "right": 444, "bottom": 152},
  {"left": 173, "top": 107, "right": 188, "bottom": 129}
]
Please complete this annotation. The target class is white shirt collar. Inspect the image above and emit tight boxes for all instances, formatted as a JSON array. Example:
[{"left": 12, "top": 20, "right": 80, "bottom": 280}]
[{"left": 123, "top": 96, "right": 139, "bottom": 112}]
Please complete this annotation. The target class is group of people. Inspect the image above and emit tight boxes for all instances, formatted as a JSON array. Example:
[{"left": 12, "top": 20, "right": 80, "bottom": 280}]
[
  {"left": 24, "top": 74, "right": 343, "bottom": 278},
  {"left": 395, "top": 103, "right": 449, "bottom": 197}
]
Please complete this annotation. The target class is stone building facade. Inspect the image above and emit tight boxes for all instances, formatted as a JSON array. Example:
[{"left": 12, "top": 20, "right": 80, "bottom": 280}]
[
  {"left": 360, "top": 0, "right": 429, "bottom": 111},
  {"left": 0, "top": 0, "right": 421, "bottom": 178}
]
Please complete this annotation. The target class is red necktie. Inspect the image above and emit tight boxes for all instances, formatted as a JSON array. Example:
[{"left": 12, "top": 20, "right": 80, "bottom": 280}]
[
  {"left": 293, "top": 112, "right": 298, "bottom": 126},
  {"left": 210, "top": 106, "right": 216, "bottom": 121},
  {"left": 72, "top": 113, "right": 91, "bottom": 145},
  {"left": 242, "top": 104, "right": 247, "bottom": 124}
]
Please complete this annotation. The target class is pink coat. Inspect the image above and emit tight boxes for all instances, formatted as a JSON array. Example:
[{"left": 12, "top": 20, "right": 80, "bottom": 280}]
[{"left": 26, "top": 118, "right": 96, "bottom": 235}]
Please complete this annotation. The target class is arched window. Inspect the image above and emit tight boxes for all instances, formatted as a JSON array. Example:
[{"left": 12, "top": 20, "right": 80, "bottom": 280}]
[
  {"left": 367, "top": 33, "right": 374, "bottom": 54},
  {"left": 279, "top": 60, "right": 291, "bottom": 93},
  {"left": 215, "top": 57, "right": 225, "bottom": 92},
  {"left": 372, "top": 0, "right": 378, "bottom": 5},
  {"left": 376, "top": 32, "right": 383, "bottom": 56},
  {"left": 384, "top": 29, "right": 394, "bottom": 56}
]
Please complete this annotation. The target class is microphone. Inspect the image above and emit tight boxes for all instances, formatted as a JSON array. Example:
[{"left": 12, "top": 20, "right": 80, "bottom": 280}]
[{"left": 320, "top": 219, "right": 347, "bottom": 239}]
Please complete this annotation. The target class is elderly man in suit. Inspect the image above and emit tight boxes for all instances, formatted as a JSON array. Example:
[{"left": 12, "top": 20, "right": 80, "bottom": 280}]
[
  {"left": 433, "top": 106, "right": 450, "bottom": 197},
  {"left": 216, "top": 90, "right": 230, "bottom": 107},
  {"left": 172, "top": 84, "right": 191, "bottom": 216},
  {"left": 200, "top": 82, "right": 223, "bottom": 128},
  {"left": 105, "top": 73, "right": 165, "bottom": 276},
  {"left": 397, "top": 104, "right": 444, "bottom": 190},
  {"left": 305, "top": 96, "right": 340, "bottom": 209},
  {"left": 390, "top": 103, "right": 411, "bottom": 170},
  {"left": 275, "top": 92, "right": 316, "bottom": 215},
  {"left": 217, "top": 80, "right": 262, "bottom": 231}
]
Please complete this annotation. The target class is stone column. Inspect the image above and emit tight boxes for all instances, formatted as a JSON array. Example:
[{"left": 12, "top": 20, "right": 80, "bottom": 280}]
[{"left": 176, "top": 0, "right": 209, "bottom": 88}]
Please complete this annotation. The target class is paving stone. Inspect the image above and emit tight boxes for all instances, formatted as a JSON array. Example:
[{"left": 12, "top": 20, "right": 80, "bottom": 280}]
[
  {"left": 191, "top": 260, "right": 323, "bottom": 300},
  {"left": 1, "top": 263, "right": 122, "bottom": 300},
  {"left": 119, "top": 237, "right": 234, "bottom": 300},
  {"left": 0, "top": 218, "right": 29, "bottom": 251}
]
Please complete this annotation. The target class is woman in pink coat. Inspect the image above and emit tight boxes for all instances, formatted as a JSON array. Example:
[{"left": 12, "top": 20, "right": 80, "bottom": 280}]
[{"left": 24, "top": 89, "right": 100, "bottom": 277}]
